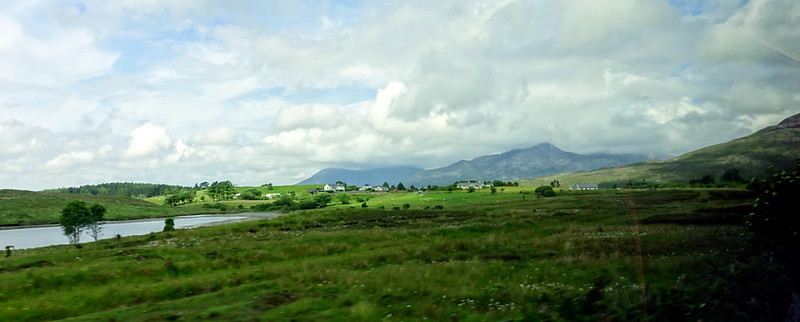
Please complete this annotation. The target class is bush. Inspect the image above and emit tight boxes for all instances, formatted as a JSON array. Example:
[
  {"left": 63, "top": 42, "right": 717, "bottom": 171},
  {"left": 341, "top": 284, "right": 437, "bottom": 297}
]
[
  {"left": 535, "top": 186, "right": 556, "bottom": 197},
  {"left": 361, "top": 202, "right": 368, "bottom": 208},
  {"left": 402, "top": 203, "right": 411, "bottom": 210},
  {"left": 746, "top": 162, "right": 800, "bottom": 251},
  {"left": 433, "top": 205, "right": 444, "bottom": 210}
]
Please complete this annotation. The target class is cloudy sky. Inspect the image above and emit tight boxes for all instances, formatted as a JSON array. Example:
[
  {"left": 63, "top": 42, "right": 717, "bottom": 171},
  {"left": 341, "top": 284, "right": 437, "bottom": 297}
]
[{"left": 1, "top": 0, "right": 798, "bottom": 190}]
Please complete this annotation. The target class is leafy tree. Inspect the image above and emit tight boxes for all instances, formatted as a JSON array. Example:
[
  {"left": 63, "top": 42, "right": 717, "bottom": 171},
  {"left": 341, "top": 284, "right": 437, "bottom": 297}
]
[
  {"left": 60, "top": 201, "right": 91, "bottom": 245},
  {"left": 337, "top": 193, "right": 351, "bottom": 205},
  {"left": 382, "top": 182, "right": 390, "bottom": 188},
  {"left": 87, "top": 204, "right": 106, "bottom": 241},
  {"left": 240, "top": 189, "right": 262, "bottom": 200},
  {"left": 467, "top": 186, "right": 476, "bottom": 193},
  {"left": 208, "top": 181, "right": 236, "bottom": 200},
  {"left": 313, "top": 193, "right": 332, "bottom": 207},
  {"left": 164, "top": 217, "right": 175, "bottom": 232},
  {"left": 721, "top": 168, "right": 745, "bottom": 183},
  {"left": 535, "top": 186, "right": 556, "bottom": 197},
  {"left": 397, "top": 182, "right": 406, "bottom": 190},
  {"left": 689, "top": 175, "right": 716, "bottom": 185},
  {"left": 490, "top": 186, "right": 497, "bottom": 194}
]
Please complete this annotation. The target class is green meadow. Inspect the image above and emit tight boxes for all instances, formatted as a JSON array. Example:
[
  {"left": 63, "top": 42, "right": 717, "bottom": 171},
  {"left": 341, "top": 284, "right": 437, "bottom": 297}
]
[{"left": 1, "top": 187, "right": 792, "bottom": 321}]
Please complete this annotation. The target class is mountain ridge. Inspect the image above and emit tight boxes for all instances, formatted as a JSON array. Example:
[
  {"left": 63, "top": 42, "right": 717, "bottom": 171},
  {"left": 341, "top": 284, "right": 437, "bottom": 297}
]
[{"left": 297, "top": 143, "right": 652, "bottom": 187}]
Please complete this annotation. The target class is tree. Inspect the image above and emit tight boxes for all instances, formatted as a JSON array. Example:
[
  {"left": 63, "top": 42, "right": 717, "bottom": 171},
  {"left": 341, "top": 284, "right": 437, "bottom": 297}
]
[
  {"left": 397, "top": 182, "right": 406, "bottom": 190},
  {"left": 164, "top": 217, "right": 175, "bottom": 232},
  {"left": 208, "top": 181, "right": 236, "bottom": 200},
  {"left": 721, "top": 168, "right": 745, "bottom": 183},
  {"left": 313, "top": 193, "right": 332, "bottom": 207},
  {"left": 60, "top": 201, "right": 91, "bottom": 245},
  {"left": 337, "top": 193, "right": 351, "bottom": 205},
  {"left": 535, "top": 186, "right": 556, "bottom": 197},
  {"left": 490, "top": 186, "right": 497, "bottom": 194},
  {"left": 240, "top": 189, "right": 262, "bottom": 200},
  {"left": 87, "top": 204, "right": 106, "bottom": 241}
]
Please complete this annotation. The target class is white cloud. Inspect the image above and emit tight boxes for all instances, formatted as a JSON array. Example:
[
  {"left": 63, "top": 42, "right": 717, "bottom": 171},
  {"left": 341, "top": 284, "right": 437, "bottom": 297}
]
[
  {"left": 123, "top": 123, "right": 173, "bottom": 159},
  {"left": 0, "top": 13, "right": 117, "bottom": 87},
  {"left": 45, "top": 151, "right": 95, "bottom": 172},
  {"left": 0, "top": 0, "right": 798, "bottom": 190}
]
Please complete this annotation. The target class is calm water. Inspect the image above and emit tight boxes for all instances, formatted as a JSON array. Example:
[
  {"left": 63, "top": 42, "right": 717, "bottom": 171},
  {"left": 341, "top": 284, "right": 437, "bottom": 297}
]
[{"left": 0, "top": 214, "right": 267, "bottom": 249}]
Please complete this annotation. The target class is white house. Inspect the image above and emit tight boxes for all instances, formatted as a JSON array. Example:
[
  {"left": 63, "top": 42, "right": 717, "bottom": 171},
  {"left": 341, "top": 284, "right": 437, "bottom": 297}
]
[
  {"left": 263, "top": 193, "right": 282, "bottom": 199},
  {"left": 359, "top": 185, "right": 373, "bottom": 191},
  {"left": 323, "top": 183, "right": 346, "bottom": 192},
  {"left": 457, "top": 182, "right": 486, "bottom": 189},
  {"left": 570, "top": 183, "right": 599, "bottom": 190}
]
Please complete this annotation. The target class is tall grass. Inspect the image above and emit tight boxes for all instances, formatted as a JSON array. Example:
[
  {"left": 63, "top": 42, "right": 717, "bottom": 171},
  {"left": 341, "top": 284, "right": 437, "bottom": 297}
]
[{"left": 0, "top": 189, "right": 791, "bottom": 320}]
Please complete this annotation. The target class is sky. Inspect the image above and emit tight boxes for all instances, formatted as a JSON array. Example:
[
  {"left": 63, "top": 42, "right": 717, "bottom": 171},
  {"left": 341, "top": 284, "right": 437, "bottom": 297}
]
[{"left": 1, "top": 0, "right": 799, "bottom": 190}]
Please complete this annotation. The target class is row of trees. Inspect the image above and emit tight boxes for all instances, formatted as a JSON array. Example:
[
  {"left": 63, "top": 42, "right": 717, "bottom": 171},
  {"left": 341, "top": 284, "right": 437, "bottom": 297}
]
[
  {"left": 60, "top": 201, "right": 106, "bottom": 245},
  {"left": 45, "top": 183, "right": 190, "bottom": 198}
]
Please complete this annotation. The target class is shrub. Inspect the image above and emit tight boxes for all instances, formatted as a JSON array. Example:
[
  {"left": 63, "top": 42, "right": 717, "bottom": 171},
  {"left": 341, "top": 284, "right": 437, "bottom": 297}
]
[
  {"left": 746, "top": 162, "right": 800, "bottom": 251},
  {"left": 535, "top": 186, "right": 556, "bottom": 197},
  {"left": 402, "top": 203, "right": 411, "bottom": 210}
]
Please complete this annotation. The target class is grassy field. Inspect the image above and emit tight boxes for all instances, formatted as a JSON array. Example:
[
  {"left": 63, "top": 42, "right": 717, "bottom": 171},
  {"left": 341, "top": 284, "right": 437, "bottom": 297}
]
[
  {"left": 1, "top": 188, "right": 793, "bottom": 321},
  {"left": 0, "top": 190, "right": 216, "bottom": 226}
]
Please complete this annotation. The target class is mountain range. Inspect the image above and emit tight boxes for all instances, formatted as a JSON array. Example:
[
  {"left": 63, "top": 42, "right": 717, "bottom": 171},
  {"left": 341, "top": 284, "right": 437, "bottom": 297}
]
[
  {"left": 297, "top": 144, "right": 652, "bottom": 187},
  {"left": 522, "top": 111, "right": 800, "bottom": 187}
]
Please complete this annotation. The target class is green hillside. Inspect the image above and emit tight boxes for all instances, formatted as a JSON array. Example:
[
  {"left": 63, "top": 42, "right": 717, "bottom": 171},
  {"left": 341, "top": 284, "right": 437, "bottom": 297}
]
[
  {"left": 523, "top": 113, "right": 800, "bottom": 188},
  {"left": 0, "top": 190, "right": 213, "bottom": 226}
]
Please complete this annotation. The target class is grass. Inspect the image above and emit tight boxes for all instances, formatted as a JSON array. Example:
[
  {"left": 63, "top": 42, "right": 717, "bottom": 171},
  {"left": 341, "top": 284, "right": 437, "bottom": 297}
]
[
  {"left": 0, "top": 190, "right": 212, "bottom": 226},
  {"left": 0, "top": 188, "right": 794, "bottom": 321}
]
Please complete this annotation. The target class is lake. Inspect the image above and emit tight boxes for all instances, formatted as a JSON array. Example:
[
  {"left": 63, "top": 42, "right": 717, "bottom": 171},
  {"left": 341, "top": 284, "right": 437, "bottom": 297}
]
[{"left": 0, "top": 213, "right": 280, "bottom": 250}]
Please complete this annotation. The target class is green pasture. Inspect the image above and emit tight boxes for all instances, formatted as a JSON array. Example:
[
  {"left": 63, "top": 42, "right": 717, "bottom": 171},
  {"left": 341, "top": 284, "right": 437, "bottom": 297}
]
[
  {"left": 0, "top": 190, "right": 204, "bottom": 226},
  {"left": 1, "top": 188, "right": 790, "bottom": 321}
]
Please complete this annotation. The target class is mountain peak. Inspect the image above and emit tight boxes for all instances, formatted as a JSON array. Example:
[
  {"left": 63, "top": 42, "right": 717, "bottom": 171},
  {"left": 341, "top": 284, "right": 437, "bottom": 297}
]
[{"left": 778, "top": 112, "right": 800, "bottom": 127}]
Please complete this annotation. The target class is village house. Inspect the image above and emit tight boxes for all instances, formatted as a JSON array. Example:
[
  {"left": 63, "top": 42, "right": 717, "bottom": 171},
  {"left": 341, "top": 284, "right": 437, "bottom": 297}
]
[
  {"left": 323, "top": 183, "right": 346, "bottom": 192},
  {"left": 457, "top": 182, "right": 487, "bottom": 189},
  {"left": 570, "top": 183, "right": 599, "bottom": 190}
]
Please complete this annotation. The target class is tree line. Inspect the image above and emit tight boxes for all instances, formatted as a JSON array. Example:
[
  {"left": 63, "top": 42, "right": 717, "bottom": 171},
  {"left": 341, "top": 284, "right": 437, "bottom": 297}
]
[{"left": 45, "top": 182, "right": 190, "bottom": 198}]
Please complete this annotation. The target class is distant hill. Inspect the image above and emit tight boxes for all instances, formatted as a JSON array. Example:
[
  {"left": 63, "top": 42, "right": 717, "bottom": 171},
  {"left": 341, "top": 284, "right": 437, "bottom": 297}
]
[
  {"left": 297, "top": 145, "right": 651, "bottom": 187},
  {"left": 522, "top": 112, "right": 800, "bottom": 188},
  {"left": 296, "top": 166, "right": 425, "bottom": 186},
  {"left": 405, "top": 144, "right": 651, "bottom": 186}
]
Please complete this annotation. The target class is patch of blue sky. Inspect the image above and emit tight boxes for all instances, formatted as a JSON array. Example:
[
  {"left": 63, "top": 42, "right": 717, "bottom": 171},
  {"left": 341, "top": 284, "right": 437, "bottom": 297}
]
[
  {"left": 105, "top": 36, "right": 182, "bottom": 74},
  {"left": 668, "top": 63, "right": 691, "bottom": 77},
  {"left": 231, "top": 87, "right": 375, "bottom": 105},
  {"left": 668, "top": 0, "right": 706, "bottom": 16},
  {"left": 668, "top": 0, "right": 749, "bottom": 16}
]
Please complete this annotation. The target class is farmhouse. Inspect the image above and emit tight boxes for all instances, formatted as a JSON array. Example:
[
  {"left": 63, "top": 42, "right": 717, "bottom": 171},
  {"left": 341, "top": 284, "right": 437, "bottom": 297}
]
[
  {"left": 323, "top": 183, "right": 346, "bottom": 192},
  {"left": 358, "top": 184, "right": 373, "bottom": 191},
  {"left": 570, "top": 183, "right": 599, "bottom": 190},
  {"left": 457, "top": 182, "right": 487, "bottom": 189},
  {"left": 263, "top": 193, "right": 282, "bottom": 199}
]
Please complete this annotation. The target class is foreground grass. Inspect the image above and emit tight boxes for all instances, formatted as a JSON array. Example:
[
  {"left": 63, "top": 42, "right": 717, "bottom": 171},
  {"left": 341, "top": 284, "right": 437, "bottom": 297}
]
[{"left": 0, "top": 189, "right": 793, "bottom": 320}]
